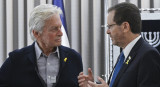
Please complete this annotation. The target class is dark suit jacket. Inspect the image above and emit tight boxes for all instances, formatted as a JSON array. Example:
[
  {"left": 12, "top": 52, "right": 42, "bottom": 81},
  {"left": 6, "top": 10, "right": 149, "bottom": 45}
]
[
  {"left": 108, "top": 38, "right": 160, "bottom": 87},
  {"left": 0, "top": 43, "right": 83, "bottom": 87}
]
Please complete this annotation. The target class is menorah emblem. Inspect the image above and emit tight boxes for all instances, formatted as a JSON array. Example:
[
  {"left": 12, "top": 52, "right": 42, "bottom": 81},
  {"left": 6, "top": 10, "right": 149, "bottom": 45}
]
[{"left": 141, "top": 32, "right": 160, "bottom": 47}]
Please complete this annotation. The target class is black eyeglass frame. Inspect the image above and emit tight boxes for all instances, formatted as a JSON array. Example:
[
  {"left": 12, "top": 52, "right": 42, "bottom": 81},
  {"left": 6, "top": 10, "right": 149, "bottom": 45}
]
[{"left": 107, "top": 24, "right": 117, "bottom": 29}]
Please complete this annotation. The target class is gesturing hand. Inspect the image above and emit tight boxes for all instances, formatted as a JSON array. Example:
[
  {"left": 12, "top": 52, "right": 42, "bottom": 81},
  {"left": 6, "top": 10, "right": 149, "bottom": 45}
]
[
  {"left": 78, "top": 68, "right": 94, "bottom": 87},
  {"left": 88, "top": 77, "right": 109, "bottom": 87}
]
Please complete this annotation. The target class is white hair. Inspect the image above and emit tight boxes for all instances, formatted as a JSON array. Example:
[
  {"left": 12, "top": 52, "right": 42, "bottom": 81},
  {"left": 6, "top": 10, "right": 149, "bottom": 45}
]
[{"left": 29, "top": 4, "right": 63, "bottom": 41}]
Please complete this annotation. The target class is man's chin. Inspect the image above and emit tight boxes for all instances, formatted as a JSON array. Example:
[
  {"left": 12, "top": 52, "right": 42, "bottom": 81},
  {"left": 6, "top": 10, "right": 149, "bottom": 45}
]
[
  {"left": 112, "top": 41, "right": 115, "bottom": 45},
  {"left": 112, "top": 42, "right": 121, "bottom": 47},
  {"left": 56, "top": 43, "right": 61, "bottom": 46}
]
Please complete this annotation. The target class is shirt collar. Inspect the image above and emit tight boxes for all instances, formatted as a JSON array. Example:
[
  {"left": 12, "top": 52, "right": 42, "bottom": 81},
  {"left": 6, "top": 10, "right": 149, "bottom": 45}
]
[
  {"left": 123, "top": 35, "right": 141, "bottom": 60},
  {"left": 34, "top": 42, "right": 60, "bottom": 60}
]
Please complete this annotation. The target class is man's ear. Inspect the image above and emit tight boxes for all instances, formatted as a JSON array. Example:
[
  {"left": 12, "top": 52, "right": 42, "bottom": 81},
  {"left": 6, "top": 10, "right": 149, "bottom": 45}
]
[
  {"left": 122, "top": 22, "right": 130, "bottom": 32},
  {"left": 32, "top": 30, "right": 40, "bottom": 38}
]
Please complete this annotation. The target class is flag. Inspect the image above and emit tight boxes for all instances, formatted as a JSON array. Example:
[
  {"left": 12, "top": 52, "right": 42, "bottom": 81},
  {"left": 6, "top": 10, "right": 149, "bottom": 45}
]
[{"left": 53, "top": 0, "right": 70, "bottom": 47}]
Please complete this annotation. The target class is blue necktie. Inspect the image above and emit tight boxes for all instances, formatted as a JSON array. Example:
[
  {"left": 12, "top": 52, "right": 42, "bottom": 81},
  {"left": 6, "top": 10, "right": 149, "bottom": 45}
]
[{"left": 110, "top": 52, "right": 125, "bottom": 87}]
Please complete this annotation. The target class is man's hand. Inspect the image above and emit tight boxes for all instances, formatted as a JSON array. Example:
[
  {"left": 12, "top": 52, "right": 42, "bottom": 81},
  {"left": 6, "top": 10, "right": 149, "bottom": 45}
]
[
  {"left": 88, "top": 77, "right": 109, "bottom": 87},
  {"left": 78, "top": 68, "right": 94, "bottom": 87}
]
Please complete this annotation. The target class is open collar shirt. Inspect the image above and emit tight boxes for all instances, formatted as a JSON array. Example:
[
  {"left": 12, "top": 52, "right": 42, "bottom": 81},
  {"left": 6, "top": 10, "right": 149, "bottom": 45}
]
[{"left": 35, "top": 42, "right": 60, "bottom": 87}]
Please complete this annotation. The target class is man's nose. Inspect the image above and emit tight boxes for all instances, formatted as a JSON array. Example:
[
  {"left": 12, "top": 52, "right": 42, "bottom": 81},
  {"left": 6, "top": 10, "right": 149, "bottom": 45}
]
[
  {"left": 57, "top": 28, "right": 63, "bottom": 36},
  {"left": 106, "top": 29, "right": 110, "bottom": 34}
]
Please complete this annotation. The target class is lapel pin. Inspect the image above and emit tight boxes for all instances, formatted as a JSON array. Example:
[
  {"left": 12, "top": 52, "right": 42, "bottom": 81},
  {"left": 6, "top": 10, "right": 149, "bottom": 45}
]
[
  {"left": 125, "top": 56, "right": 131, "bottom": 65},
  {"left": 64, "top": 58, "right": 67, "bottom": 62}
]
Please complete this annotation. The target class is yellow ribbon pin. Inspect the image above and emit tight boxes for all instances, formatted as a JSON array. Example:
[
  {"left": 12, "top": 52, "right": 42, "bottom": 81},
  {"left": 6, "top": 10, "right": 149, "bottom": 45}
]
[
  {"left": 125, "top": 56, "right": 131, "bottom": 64},
  {"left": 64, "top": 58, "right": 67, "bottom": 62}
]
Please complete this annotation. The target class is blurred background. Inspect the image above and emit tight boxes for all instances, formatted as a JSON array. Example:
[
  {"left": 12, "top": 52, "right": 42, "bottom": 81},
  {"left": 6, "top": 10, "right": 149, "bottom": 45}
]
[{"left": 0, "top": 0, "right": 160, "bottom": 82}]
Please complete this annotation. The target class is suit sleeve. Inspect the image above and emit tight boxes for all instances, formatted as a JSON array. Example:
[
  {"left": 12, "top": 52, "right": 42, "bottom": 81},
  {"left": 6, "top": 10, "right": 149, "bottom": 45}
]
[
  {"left": 138, "top": 50, "right": 160, "bottom": 87},
  {"left": 0, "top": 57, "right": 12, "bottom": 87}
]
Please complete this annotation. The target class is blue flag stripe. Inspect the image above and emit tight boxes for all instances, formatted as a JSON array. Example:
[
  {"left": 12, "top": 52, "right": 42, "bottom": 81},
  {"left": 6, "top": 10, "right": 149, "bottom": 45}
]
[{"left": 53, "top": 0, "right": 68, "bottom": 34}]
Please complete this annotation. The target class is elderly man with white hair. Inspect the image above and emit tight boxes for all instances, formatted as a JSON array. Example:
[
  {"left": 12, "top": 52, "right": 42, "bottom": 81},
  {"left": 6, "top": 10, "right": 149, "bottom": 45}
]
[{"left": 0, "top": 4, "right": 83, "bottom": 87}]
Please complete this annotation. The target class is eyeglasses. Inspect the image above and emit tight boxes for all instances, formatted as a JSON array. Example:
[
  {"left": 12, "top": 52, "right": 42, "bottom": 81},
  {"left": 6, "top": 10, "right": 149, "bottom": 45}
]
[{"left": 107, "top": 24, "right": 117, "bottom": 29}]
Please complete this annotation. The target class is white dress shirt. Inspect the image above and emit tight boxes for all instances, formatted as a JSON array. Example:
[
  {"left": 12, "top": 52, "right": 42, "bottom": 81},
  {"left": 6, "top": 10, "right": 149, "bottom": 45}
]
[{"left": 123, "top": 35, "right": 141, "bottom": 60}]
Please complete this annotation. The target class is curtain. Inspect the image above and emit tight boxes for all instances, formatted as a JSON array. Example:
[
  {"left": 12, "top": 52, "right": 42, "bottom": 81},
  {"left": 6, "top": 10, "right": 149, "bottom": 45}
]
[
  {"left": 1, "top": 0, "right": 159, "bottom": 82},
  {"left": 64, "top": 0, "right": 107, "bottom": 81},
  {"left": 0, "top": 0, "right": 46, "bottom": 66}
]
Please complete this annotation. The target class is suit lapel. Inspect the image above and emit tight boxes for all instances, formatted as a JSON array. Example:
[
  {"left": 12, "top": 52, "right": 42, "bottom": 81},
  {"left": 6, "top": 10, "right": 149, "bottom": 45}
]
[
  {"left": 112, "top": 52, "right": 137, "bottom": 87},
  {"left": 56, "top": 46, "right": 68, "bottom": 84},
  {"left": 112, "top": 38, "right": 143, "bottom": 87},
  {"left": 27, "top": 44, "right": 37, "bottom": 67},
  {"left": 27, "top": 43, "right": 47, "bottom": 87}
]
